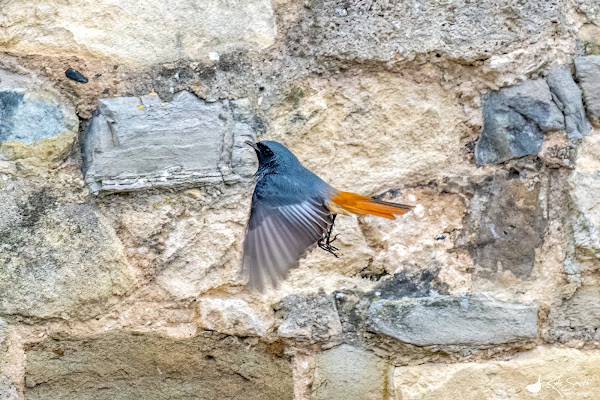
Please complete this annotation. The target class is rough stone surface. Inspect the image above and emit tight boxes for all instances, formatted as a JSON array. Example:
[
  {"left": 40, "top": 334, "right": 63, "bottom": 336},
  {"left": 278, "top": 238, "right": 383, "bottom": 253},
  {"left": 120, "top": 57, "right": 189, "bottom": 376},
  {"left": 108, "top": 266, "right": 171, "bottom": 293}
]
[
  {"left": 368, "top": 295, "right": 538, "bottom": 346},
  {"left": 579, "top": 24, "right": 600, "bottom": 55},
  {"left": 394, "top": 347, "right": 600, "bottom": 400},
  {"left": 83, "top": 91, "right": 257, "bottom": 193},
  {"left": 0, "top": 91, "right": 62, "bottom": 143},
  {"left": 569, "top": 132, "right": 600, "bottom": 263},
  {"left": 575, "top": 56, "right": 600, "bottom": 127},
  {"left": 153, "top": 205, "right": 248, "bottom": 299},
  {"left": 0, "top": 0, "right": 276, "bottom": 65},
  {"left": 0, "top": 319, "right": 16, "bottom": 400},
  {"left": 277, "top": 294, "right": 342, "bottom": 344},
  {"left": 268, "top": 72, "right": 468, "bottom": 193},
  {"left": 0, "top": 0, "right": 599, "bottom": 396},
  {"left": 197, "top": 298, "right": 269, "bottom": 337},
  {"left": 0, "top": 70, "right": 78, "bottom": 163},
  {"left": 547, "top": 65, "right": 590, "bottom": 140},
  {"left": 24, "top": 331, "right": 293, "bottom": 400},
  {"left": 0, "top": 380, "right": 18, "bottom": 400},
  {"left": 547, "top": 287, "right": 600, "bottom": 343},
  {"left": 312, "top": 345, "right": 387, "bottom": 400},
  {"left": 475, "top": 79, "right": 564, "bottom": 164},
  {"left": 578, "top": 0, "right": 600, "bottom": 26},
  {"left": 461, "top": 171, "right": 547, "bottom": 279},
  {"left": 0, "top": 182, "right": 138, "bottom": 320},
  {"left": 290, "top": 0, "right": 564, "bottom": 63}
]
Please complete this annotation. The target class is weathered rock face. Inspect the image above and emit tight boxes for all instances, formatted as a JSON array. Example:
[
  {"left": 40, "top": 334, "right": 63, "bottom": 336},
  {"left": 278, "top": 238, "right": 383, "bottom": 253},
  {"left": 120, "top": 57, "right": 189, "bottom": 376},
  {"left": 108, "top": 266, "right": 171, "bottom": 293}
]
[
  {"left": 83, "top": 92, "right": 257, "bottom": 193},
  {"left": 312, "top": 345, "right": 387, "bottom": 400},
  {"left": 547, "top": 65, "right": 590, "bottom": 140},
  {"left": 395, "top": 347, "right": 600, "bottom": 400},
  {"left": 268, "top": 72, "right": 469, "bottom": 193},
  {"left": 579, "top": 24, "right": 600, "bottom": 55},
  {"left": 1, "top": 0, "right": 600, "bottom": 398},
  {"left": 0, "top": 181, "right": 138, "bottom": 320},
  {"left": 277, "top": 294, "right": 342, "bottom": 344},
  {"left": 475, "top": 79, "right": 564, "bottom": 164},
  {"left": 197, "top": 298, "right": 269, "bottom": 337},
  {"left": 575, "top": 56, "right": 600, "bottom": 127},
  {"left": 368, "top": 295, "right": 538, "bottom": 346},
  {"left": 24, "top": 331, "right": 293, "bottom": 400},
  {"left": 569, "top": 131, "right": 600, "bottom": 266},
  {"left": 461, "top": 171, "right": 547, "bottom": 279},
  {"left": 0, "top": 0, "right": 276, "bottom": 65},
  {"left": 0, "top": 70, "right": 78, "bottom": 164},
  {"left": 547, "top": 287, "right": 600, "bottom": 343},
  {"left": 289, "top": 0, "right": 565, "bottom": 63},
  {"left": 0, "top": 319, "right": 17, "bottom": 400}
]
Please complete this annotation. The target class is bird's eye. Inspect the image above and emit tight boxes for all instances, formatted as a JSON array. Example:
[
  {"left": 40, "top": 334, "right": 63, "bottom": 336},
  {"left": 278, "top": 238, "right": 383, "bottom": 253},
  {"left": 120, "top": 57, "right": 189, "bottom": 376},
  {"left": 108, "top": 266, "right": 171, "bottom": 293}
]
[{"left": 262, "top": 146, "right": 273, "bottom": 157}]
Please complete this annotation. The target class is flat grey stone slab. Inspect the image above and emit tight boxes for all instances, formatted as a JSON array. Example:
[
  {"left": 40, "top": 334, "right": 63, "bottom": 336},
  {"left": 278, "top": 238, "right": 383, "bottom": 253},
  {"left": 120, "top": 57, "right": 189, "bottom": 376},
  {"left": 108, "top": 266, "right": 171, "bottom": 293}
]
[
  {"left": 367, "top": 295, "right": 538, "bottom": 346},
  {"left": 83, "top": 91, "right": 257, "bottom": 193}
]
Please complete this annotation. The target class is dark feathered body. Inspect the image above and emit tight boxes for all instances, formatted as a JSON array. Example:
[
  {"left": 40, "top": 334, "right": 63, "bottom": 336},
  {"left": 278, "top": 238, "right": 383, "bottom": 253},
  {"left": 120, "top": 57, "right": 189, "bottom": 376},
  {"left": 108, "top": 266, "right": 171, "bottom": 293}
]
[{"left": 242, "top": 140, "right": 412, "bottom": 291}]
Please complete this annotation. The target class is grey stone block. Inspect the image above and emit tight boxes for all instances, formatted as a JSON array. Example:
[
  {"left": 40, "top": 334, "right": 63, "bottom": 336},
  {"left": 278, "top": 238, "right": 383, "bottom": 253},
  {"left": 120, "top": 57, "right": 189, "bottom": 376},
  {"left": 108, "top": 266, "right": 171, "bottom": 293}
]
[
  {"left": 547, "top": 65, "right": 590, "bottom": 140},
  {"left": 83, "top": 91, "right": 258, "bottom": 193},
  {"left": 475, "top": 79, "right": 564, "bottom": 165},
  {"left": 277, "top": 294, "right": 342, "bottom": 343},
  {"left": 367, "top": 295, "right": 538, "bottom": 346},
  {"left": 461, "top": 171, "right": 547, "bottom": 279},
  {"left": 0, "top": 91, "right": 63, "bottom": 143},
  {"left": 578, "top": 0, "right": 600, "bottom": 26},
  {"left": 575, "top": 56, "right": 600, "bottom": 127}
]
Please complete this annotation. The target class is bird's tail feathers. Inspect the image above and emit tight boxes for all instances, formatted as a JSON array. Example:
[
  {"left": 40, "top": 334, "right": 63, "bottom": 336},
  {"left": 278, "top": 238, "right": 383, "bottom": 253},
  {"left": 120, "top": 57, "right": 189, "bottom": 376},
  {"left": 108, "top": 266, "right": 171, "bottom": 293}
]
[{"left": 330, "top": 191, "right": 413, "bottom": 219}]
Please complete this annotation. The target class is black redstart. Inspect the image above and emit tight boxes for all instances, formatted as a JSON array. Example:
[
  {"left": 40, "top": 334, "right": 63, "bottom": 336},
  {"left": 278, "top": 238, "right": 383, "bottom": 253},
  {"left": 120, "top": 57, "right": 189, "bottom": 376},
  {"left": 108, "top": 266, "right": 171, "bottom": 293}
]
[{"left": 243, "top": 140, "right": 412, "bottom": 291}]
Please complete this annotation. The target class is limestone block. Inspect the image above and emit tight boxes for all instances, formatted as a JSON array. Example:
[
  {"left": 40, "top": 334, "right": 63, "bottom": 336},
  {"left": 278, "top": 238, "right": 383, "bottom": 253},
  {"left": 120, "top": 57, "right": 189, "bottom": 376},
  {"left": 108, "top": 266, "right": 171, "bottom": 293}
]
[
  {"left": 312, "top": 345, "right": 388, "bottom": 400},
  {"left": 83, "top": 91, "right": 257, "bottom": 193},
  {"left": 289, "top": 0, "right": 564, "bottom": 63},
  {"left": 569, "top": 132, "right": 600, "bottom": 261},
  {"left": 0, "top": 0, "right": 276, "bottom": 65},
  {"left": 547, "top": 287, "right": 600, "bottom": 343},
  {"left": 394, "top": 347, "right": 600, "bottom": 400},
  {"left": 368, "top": 295, "right": 538, "bottom": 346},
  {"left": 0, "top": 182, "right": 138, "bottom": 320},
  {"left": 197, "top": 298, "right": 269, "bottom": 337},
  {"left": 24, "top": 331, "right": 293, "bottom": 400},
  {"left": 277, "top": 294, "right": 342, "bottom": 344}
]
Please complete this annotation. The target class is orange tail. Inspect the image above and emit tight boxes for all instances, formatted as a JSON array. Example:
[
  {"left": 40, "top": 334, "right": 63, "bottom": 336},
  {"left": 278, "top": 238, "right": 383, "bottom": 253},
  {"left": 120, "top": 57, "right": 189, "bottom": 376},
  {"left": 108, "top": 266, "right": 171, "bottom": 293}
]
[{"left": 330, "top": 191, "right": 413, "bottom": 220}]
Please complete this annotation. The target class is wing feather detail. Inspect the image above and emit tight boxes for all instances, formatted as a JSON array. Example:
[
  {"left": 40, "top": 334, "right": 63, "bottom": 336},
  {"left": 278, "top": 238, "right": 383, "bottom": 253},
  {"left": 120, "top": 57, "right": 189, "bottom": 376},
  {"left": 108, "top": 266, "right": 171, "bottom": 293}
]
[{"left": 242, "top": 200, "right": 333, "bottom": 291}]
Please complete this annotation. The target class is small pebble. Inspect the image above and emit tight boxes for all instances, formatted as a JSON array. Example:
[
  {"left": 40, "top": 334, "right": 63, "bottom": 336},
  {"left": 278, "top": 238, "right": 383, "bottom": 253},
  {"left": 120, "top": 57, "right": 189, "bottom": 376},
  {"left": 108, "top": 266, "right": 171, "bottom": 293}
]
[{"left": 65, "top": 68, "right": 88, "bottom": 83}]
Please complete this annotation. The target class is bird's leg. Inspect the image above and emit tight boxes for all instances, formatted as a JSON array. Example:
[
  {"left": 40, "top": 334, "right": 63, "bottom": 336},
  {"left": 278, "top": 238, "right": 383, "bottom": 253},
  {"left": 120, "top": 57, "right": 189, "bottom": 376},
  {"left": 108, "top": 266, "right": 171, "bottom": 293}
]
[{"left": 318, "top": 214, "right": 339, "bottom": 258}]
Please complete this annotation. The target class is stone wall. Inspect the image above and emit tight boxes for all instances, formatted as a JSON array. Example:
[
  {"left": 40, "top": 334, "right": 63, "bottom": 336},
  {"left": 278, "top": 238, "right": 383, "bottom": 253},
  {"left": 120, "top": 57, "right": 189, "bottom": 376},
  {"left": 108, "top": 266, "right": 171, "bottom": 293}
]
[{"left": 1, "top": 1, "right": 600, "bottom": 399}]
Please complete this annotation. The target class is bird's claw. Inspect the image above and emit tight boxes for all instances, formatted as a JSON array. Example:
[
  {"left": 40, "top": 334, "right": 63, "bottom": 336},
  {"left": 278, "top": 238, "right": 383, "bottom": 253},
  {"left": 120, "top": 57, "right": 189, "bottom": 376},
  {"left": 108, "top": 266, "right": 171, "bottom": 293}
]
[{"left": 318, "top": 234, "right": 339, "bottom": 258}]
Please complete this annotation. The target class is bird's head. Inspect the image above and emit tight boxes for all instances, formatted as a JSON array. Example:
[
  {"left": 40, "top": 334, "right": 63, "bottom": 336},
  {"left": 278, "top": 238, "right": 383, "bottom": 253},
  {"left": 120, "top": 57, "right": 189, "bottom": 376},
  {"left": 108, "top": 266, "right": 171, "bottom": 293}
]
[{"left": 245, "top": 140, "right": 300, "bottom": 172}]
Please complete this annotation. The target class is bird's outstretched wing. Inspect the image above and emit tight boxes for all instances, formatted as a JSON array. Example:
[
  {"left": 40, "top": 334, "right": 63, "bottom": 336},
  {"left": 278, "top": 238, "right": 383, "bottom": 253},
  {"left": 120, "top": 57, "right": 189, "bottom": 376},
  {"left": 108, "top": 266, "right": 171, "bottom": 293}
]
[{"left": 242, "top": 198, "right": 333, "bottom": 291}]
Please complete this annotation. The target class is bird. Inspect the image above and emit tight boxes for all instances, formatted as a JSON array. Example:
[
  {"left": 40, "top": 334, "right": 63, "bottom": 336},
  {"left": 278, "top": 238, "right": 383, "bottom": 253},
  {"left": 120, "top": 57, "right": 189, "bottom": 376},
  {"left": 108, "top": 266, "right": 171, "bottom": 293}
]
[{"left": 242, "top": 140, "right": 413, "bottom": 291}]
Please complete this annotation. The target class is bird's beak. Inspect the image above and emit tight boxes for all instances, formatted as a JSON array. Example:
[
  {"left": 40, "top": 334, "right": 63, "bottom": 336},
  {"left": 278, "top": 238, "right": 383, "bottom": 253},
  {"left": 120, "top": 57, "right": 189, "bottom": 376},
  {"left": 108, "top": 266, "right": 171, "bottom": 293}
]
[{"left": 244, "top": 140, "right": 259, "bottom": 151}]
